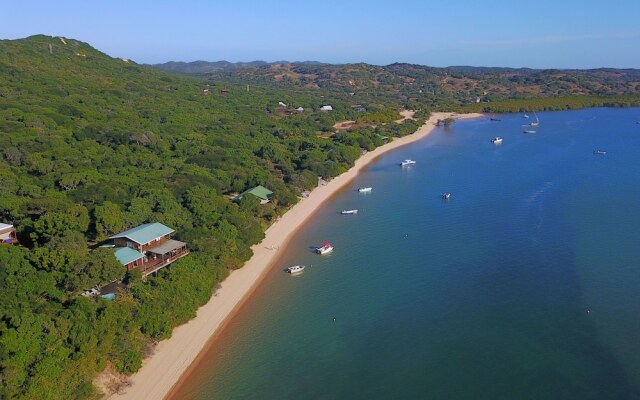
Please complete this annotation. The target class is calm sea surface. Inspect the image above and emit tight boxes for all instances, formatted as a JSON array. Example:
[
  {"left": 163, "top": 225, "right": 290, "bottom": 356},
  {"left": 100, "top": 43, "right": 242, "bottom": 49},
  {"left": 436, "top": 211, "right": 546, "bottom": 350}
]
[{"left": 172, "top": 108, "right": 640, "bottom": 400}]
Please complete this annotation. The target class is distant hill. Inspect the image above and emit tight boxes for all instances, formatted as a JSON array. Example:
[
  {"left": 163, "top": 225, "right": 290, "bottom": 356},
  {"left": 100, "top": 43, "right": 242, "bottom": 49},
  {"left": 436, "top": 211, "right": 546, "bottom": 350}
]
[
  {"left": 152, "top": 60, "right": 640, "bottom": 109},
  {"left": 153, "top": 59, "right": 326, "bottom": 74}
]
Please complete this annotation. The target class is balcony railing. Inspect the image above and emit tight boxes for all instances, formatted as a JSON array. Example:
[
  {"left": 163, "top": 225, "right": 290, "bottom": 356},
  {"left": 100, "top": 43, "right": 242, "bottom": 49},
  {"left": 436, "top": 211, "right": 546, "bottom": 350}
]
[{"left": 140, "top": 248, "right": 190, "bottom": 276}]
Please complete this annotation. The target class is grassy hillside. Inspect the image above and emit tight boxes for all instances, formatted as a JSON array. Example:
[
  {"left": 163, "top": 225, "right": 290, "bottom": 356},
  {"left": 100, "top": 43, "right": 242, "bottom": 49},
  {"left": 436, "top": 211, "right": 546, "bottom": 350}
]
[
  {"left": 159, "top": 61, "right": 640, "bottom": 111},
  {"left": 0, "top": 35, "right": 418, "bottom": 399}
]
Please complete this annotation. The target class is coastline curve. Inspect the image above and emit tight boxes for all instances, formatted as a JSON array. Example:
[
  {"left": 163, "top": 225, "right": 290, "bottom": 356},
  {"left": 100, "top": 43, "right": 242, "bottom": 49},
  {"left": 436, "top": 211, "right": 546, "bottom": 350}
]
[{"left": 105, "top": 111, "right": 482, "bottom": 400}]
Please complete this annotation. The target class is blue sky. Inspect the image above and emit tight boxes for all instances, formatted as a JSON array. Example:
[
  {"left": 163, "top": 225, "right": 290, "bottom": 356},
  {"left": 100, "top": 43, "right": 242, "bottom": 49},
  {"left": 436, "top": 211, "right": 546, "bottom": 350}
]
[{"left": 1, "top": 0, "right": 639, "bottom": 68}]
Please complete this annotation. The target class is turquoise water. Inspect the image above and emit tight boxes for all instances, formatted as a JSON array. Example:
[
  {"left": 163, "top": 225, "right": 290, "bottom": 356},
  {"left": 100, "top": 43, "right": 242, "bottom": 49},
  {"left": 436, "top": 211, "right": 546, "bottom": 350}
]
[{"left": 173, "top": 108, "right": 640, "bottom": 400}]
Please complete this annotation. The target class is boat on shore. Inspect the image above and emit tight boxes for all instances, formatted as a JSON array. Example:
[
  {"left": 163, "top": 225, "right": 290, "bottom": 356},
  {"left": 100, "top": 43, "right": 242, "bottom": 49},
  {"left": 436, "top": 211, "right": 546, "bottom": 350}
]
[
  {"left": 491, "top": 137, "right": 503, "bottom": 144},
  {"left": 341, "top": 209, "right": 358, "bottom": 215},
  {"left": 315, "top": 242, "right": 333, "bottom": 255},
  {"left": 400, "top": 159, "right": 416, "bottom": 167},
  {"left": 442, "top": 192, "right": 451, "bottom": 200},
  {"left": 285, "top": 265, "right": 305, "bottom": 274},
  {"left": 358, "top": 187, "right": 372, "bottom": 193},
  {"left": 593, "top": 150, "right": 607, "bottom": 155}
]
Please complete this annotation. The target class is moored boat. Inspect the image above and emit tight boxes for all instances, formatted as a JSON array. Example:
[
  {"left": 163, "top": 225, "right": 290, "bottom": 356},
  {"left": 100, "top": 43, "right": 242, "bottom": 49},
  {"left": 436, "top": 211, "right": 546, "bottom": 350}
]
[
  {"left": 491, "top": 136, "right": 503, "bottom": 144},
  {"left": 358, "top": 187, "right": 372, "bottom": 193},
  {"left": 400, "top": 159, "right": 416, "bottom": 166},
  {"left": 523, "top": 129, "right": 536, "bottom": 134},
  {"left": 530, "top": 112, "right": 540, "bottom": 127},
  {"left": 442, "top": 192, "right": 451, "bottom": 200},
  {"left": 285, "top": 265, "right": 305, "bottom": 274},
  {"left": 341, "top": 209, "right": 358, "bottom": 215},
  {"left": 315, "top": 242, "right": 333, "bottom": 254},
  {"left": 593, "top": 150, "right": 607, "bottom": 155}
]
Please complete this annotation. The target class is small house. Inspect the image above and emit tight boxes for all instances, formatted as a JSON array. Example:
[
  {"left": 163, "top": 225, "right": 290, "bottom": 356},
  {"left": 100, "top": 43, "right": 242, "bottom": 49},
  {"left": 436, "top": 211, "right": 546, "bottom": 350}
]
[
  {"left": 320, "top": 105, "right": 333, "bottom": 111},
  {"left": 234, "top": 185, "right": 274, "bottom": 204},
  {"left": 295, "top": 107, "right": 304, "bottom": 112},
  {"left": 0, "top": 223, "right": 18, "bottom": 245},
  {"left": 109, "top": 222, "right": 189, "bottom": 276}
]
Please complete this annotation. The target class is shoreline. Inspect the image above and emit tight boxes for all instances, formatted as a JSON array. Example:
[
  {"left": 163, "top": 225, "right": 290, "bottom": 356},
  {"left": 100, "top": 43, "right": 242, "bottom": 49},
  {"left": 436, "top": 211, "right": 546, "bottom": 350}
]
[{"left": 105, "top": 111, "right": 483, "bottom": 400}]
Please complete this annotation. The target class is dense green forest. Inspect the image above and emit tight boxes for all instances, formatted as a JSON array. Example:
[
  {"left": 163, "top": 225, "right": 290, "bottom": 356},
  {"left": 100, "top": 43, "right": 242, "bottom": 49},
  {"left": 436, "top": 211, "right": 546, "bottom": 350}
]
[
  {"left": 2, "top": 35, "right": 639, "bottom": 399},
  {"left": 0, "top": 35, "right": 420, "bottom": 399}
]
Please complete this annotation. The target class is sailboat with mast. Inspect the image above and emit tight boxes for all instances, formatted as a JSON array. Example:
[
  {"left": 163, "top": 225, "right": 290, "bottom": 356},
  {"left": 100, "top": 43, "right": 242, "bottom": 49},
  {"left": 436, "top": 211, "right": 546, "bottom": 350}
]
[{"left": 529, "top": 112, "right": 540, "bottom": 127}]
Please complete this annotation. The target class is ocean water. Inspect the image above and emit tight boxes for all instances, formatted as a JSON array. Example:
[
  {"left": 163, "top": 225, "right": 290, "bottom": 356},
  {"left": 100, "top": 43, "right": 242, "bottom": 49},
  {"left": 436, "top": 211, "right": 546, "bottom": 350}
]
[{"left": 172, "top": 108, "right": 640, "bottom": 400}]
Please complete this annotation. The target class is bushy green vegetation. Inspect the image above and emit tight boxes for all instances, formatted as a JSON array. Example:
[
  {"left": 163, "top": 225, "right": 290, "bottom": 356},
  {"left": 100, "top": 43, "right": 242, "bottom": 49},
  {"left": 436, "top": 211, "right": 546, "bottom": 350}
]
[
  {"left": 2, "top": 34, "right": 638, "bottom": 399},
  {"left": 453, "top": 94, "right": 640, "bottom": 113},
  {"left": 0, "top": 35, "right": 422, "bottom": 399}
]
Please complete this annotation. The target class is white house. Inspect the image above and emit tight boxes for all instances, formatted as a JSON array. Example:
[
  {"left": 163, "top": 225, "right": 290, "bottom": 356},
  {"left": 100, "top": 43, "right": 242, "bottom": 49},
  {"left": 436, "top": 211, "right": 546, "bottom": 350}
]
[
  {"left": 295, "top": 107, "right": 304, "bottom": 112},
  {"left": 320, "top": 105, "right": 333, "bottom": 111}
]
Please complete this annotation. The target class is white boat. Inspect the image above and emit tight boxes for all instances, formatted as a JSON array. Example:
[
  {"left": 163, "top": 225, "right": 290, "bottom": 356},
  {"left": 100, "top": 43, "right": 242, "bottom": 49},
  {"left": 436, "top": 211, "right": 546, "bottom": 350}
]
[
  {"left": 530, "top": 113, "right": 540, "bottom": 127},
  {"left": 523, "top": 114, "right": 530, "bottom": 119},
  {"left": 593, "top": 150, "right": 607, "bottom": 156},
  {"left": 523, "top": 129, "right": 537, "bottom": 134},
  {"left": 491, "top": 137, "right": 503, "bottom": 144},
  {"left": 285, "top": 265, "right": 305, "bottom": 274},
  {"left": 341, "top": 209, "right": 358, "bottom": 215},
  {"left": 358, "top": 187, "right": 372, "bottom": 193},
  {"left": 400, "top": 159, "right": 416, "bottom": 167},
  {"left": 442, "top": 192, "right": 451, "bottom": 200},
  {"left": 315, "top": 242, "right": 334, "bottom": 254}
]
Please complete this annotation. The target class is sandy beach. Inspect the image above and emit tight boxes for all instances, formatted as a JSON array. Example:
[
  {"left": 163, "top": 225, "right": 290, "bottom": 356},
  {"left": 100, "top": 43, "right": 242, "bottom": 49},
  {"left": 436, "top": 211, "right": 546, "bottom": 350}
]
[{"left": 105, "top": 111, "right": 482, "bottom": 400}]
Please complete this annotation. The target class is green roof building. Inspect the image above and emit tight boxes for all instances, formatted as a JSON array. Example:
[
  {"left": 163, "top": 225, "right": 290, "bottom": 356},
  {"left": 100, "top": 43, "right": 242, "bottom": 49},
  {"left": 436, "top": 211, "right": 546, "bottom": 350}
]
[
  {"left": 114, "top": 247, "right": 145, "bottom": 267},
  {"left": 109, "top": 222, "right": 189, "bottom": 277},
  {"left": 109, "top": 222, "right": 174, "bottom": 246},
  {"left": 234, "top": 185, "right": 274, "bottom": 204}
]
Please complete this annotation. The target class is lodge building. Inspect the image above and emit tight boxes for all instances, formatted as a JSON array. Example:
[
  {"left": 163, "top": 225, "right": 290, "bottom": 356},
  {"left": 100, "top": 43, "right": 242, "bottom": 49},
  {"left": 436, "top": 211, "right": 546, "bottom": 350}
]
[{"left": 109, "top": 222, "right": 189, "bottom": 276}]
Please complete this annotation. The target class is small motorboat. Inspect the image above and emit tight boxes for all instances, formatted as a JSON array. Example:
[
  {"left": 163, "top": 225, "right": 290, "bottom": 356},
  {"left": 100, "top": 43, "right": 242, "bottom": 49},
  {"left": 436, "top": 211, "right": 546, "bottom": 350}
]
[
  {"left": 442, "top": 192, "right": 451, "bottom": 200},
  {"left": 400, "top": 159, "right": 416, "bottom": 167},
  {"left": 285, "top": 265, "right": 305, "bottom": 274},
  {"left": 491, "top": 137, "right": 503, "bottom": 144},
  {"left": 523, "top": 129, "right": 537, "bottom": 134},
  {"left": 315, "top": 242, "right": 334, "bottom": 255},
  {"left": 341, "top": 209, "right": 358, "bottom": 215},
  {"left": 358, "top": 187, "right": 372, "bottom": 193},
  {"left": 593, "top": 150, "right": 607, "bottom": 156},
  {"left": 523, "top": 114, "right": 530, "bottom": 119}
]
